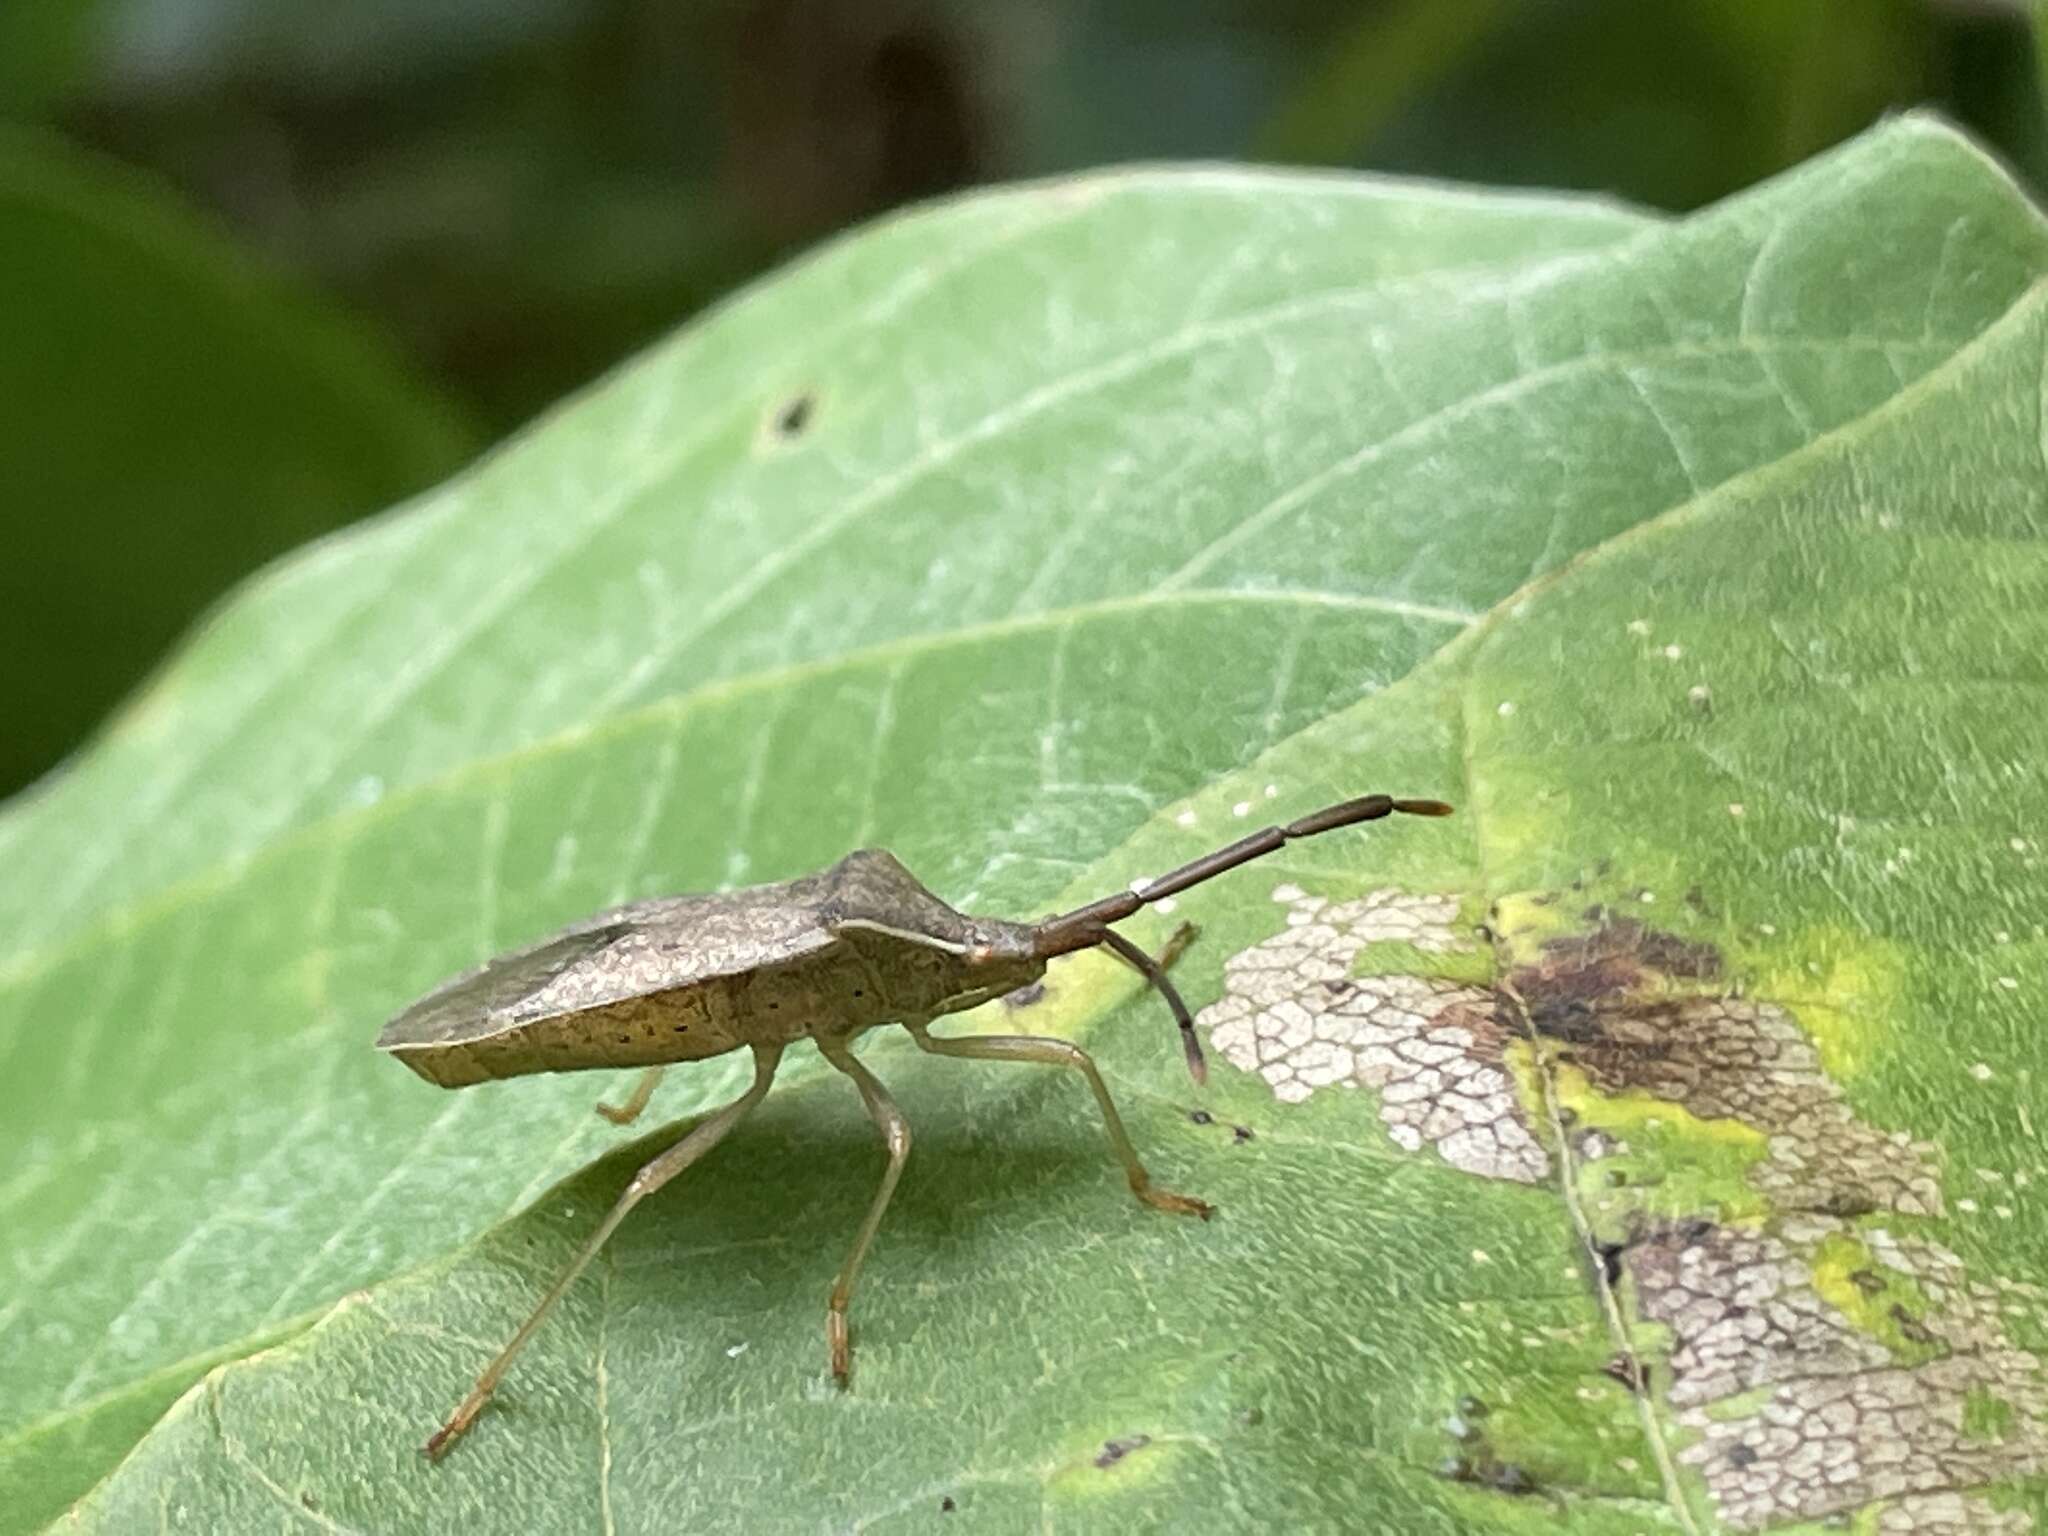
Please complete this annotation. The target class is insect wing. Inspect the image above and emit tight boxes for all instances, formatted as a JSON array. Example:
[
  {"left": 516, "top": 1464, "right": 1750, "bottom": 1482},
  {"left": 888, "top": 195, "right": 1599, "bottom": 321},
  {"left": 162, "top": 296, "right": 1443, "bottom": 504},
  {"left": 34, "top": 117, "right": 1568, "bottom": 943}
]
[{"left": 375, "top": 921, "right": 641, "bottom": 1051}]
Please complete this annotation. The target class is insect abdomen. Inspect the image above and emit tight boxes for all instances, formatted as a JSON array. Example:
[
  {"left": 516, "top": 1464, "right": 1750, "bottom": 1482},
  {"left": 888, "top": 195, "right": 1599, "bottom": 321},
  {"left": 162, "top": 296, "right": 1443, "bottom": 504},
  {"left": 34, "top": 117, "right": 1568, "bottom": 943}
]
[{"left": 389, "top": 985, "right": 752, "bottom": 1087}]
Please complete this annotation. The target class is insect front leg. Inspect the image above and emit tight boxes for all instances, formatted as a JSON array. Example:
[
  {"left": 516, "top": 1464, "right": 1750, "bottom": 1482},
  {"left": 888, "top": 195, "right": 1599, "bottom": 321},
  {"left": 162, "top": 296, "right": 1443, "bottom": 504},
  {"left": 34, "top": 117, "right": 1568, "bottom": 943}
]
[
  {"left": 813, "top": 1032, "right": 911, "bottom": 1386},
  {"left": 424, "top": 1042, "right": 783, "bottom": 1461},
  {"left": 595, "top": 1065, "right": 666, "bottom": 1125},
  {"left": 903, "top": 1021, "right": 1212, "bottom": 1219}
]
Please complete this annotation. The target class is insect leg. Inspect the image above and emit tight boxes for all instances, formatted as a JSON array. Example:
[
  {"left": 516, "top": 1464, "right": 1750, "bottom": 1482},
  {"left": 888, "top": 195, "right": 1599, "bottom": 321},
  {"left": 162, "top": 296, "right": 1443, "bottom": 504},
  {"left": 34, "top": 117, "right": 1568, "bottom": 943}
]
[
  {"left": 595, "top": 1065, "right": 667, "bottom": 1125},
  {"left": 903, "top": 1021, "right": 1212, "bottom": 1220},
  {"left": 424, "top": 1041, "right": 783, "bottom": 1462},
  {"left": 813, "top": 1033, "right": 911, "bottom": 1386}
]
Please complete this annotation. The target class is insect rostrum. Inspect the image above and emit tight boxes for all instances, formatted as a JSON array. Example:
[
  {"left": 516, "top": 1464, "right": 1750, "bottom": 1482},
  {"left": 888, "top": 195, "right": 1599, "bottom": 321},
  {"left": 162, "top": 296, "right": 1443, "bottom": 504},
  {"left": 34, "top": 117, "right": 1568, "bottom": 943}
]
[{"left": 376, "top": 791, "right": 1451, "bottom": 1459}]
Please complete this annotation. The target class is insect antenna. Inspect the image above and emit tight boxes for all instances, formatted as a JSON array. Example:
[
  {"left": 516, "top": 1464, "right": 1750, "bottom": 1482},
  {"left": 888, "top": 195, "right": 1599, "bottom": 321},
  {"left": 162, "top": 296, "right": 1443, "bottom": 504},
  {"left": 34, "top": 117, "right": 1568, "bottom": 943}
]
[{"left": 1031, "top": 793, "right": 1454, "bottom": 1080}]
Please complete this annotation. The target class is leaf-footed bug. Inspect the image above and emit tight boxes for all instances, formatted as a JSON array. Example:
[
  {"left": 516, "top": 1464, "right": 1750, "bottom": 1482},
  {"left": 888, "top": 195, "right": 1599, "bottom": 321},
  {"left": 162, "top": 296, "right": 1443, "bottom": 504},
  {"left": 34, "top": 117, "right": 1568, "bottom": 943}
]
[{"left": 377, "top": 792, "right": 1452, "bottom": 1458}]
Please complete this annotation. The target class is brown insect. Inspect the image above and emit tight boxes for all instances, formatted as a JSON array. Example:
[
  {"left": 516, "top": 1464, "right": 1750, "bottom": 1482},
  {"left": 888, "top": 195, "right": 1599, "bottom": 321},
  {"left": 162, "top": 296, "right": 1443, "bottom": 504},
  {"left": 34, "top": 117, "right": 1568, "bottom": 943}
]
[{"left": 377, "top": 792, "right": 1451, "bottom": 1458}]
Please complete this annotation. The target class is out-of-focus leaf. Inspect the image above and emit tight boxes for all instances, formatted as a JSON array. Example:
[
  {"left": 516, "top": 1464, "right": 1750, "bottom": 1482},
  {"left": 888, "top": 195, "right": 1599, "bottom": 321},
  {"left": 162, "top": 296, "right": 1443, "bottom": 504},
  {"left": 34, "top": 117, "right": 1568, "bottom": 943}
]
[
  {"left": 1253, "top": 0, "right": 1510, "bottom": 164},
  {"left": 0, "top": 129, "right": 477, "bottom": 795}
]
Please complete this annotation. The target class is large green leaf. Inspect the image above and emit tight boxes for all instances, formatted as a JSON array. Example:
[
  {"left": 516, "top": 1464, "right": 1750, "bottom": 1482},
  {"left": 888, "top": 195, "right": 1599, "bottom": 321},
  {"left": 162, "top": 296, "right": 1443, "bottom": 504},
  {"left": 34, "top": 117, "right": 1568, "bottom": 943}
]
[{"left": 5, "top": 114, "right": 2046, "bottom": 1532}]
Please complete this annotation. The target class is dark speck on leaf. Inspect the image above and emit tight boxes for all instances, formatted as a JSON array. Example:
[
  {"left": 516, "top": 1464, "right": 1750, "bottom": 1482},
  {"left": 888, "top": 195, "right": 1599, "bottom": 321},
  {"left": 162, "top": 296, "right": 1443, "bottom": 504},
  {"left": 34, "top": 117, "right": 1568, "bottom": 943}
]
[
  {"left": 940, "top": 1496, "right": 957, "bottom": 1513},
  {"left": 1600, "top": 1354, "right": 1651, "bottom": 1392},
  {"left": 1232, "top": 1125, "right": 1254, "bottom": 1144},
  {"left": 1592, "top": 1239, "right": 1627, "bottom": 1289},
  {"left": 1817, "top": 1188, "right": 1879, "bottom": 1219},
  {"left": 1489, "top": 1463, "right": 1536, "bottom": 1495},
  {"left": 1189, "top": 1109, "right": 1214, "bottom": 1125},
  {"left": 1094, "top": 1434, "right": 1151, "bottom": 1469},
  {"left": 1890, "top": 1302, "right": 1937, "bottom": 1344},
  {"left": 770, "top": 392, "right": 814, "bottom": 439},
  {"left": 1727, "top": 1443, "right": 1758, "bottom": 1468}
]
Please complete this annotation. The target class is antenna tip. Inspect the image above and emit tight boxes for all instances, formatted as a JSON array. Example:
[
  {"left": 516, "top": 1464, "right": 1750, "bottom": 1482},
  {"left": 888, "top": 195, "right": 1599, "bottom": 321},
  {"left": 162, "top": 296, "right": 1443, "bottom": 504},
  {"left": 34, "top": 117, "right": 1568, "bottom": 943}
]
[{"left": 1393, "top": 798, "right": 1455, "bottom": 817}]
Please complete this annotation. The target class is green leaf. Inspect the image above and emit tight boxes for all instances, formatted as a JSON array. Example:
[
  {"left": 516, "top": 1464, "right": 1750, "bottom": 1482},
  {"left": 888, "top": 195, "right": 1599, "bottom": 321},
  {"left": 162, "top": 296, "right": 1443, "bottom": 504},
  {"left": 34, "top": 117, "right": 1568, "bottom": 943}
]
[
  {"left": 0, "top": 128, "right": 477, "bottom": 795},
  {"left": 6, "top": 115, "right": 2047, "bottom": 1532}
]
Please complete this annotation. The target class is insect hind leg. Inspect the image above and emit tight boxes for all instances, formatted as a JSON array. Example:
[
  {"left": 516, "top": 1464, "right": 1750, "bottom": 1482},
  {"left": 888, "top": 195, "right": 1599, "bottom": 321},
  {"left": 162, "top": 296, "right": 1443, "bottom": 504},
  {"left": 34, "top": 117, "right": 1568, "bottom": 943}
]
[{"left": 424, "top": 1043, "right": 782, "bottom": 1461}]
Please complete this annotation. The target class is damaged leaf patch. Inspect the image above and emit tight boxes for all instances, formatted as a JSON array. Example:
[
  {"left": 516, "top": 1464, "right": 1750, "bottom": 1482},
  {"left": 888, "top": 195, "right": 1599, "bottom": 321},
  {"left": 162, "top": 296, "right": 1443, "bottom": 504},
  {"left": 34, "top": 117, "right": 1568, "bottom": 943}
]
[
  {"left": 1504, "top": 914, "right": 2048, "bottom": 1525},
  {"left": 1508, "top": 918, "right": 1944, "bottom": 1221},
  {"left": 1654, "top": 1215, "right": 2048, "bottom": 1529},
  {"left": 1198, "top": 889, "right": 2048, "bottom": 1532},
  {"left": 1196, "top": 886, "right": 1551, "bottom": 1183}
]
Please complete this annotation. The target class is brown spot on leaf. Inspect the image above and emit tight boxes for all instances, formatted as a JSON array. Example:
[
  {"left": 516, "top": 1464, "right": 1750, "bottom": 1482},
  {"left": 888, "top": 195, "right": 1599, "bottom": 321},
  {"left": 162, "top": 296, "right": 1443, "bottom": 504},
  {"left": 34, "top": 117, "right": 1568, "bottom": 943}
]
[
  {"left": 1889, "top": 1302, "right": 1937, "bottom": 1345},
  {"left": 769, "top": 391, "right": 815, "bottom": 440},
  {"left": 1093, "top": 1434, "right": 1151, "bottom": 1469},
  {"left": 1600, "top": 1352, "right": 1650, "bottom": 1393},
  {"left": 1499, "top": 916, "right": 1941, "bottom": 1219},
  {"left": 1507, "top": 916, "right": 1722, "bottom": 1040},
  {"left": 1487, "top": 1463, "right": 1537, "bottom": 1496}
]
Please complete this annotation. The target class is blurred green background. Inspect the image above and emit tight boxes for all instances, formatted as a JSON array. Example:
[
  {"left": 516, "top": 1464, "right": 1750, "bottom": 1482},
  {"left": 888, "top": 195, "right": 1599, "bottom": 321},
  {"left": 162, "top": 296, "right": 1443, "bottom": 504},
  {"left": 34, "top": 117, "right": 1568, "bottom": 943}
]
[{"left": 3, "top": 0, "right": 2043, "bottom": 800}]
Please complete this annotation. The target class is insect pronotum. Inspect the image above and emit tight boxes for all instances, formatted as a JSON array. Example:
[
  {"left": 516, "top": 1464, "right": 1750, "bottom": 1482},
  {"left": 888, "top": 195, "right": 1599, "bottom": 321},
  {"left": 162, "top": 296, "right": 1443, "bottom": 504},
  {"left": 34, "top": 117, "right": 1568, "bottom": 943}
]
[{"left": 377, "top": 791, "right": 1452, "bottom": 1458}]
